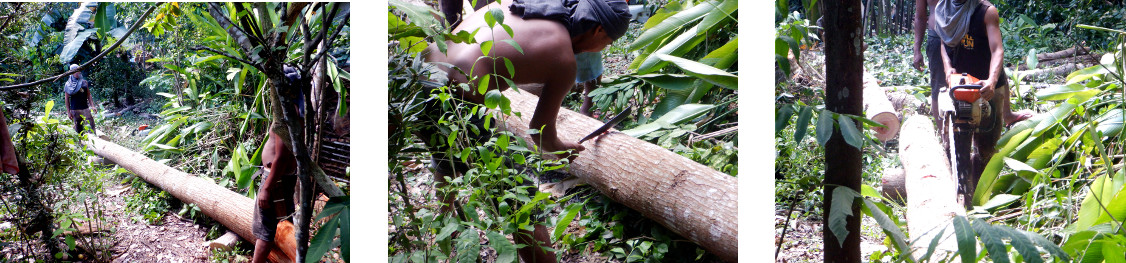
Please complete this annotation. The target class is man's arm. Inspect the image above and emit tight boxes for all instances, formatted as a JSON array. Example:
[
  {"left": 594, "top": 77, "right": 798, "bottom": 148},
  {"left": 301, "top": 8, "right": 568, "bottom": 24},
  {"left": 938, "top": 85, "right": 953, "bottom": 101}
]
[
  {"left": 940, "top": 42, "right": 956, "bottom": 88},
  {"left": 979, "top": 6, "right": 1005, "bottom": 101},
  {"left": 912, "top": 0, "right": 928, "bottom": 71},
  {"left": 528, "top": 57, "right": 584, "bottom": 157}
]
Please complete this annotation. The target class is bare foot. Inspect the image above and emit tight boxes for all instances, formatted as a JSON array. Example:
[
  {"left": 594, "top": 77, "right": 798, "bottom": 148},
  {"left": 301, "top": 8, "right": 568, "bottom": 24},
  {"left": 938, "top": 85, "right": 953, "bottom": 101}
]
[{"left": 1006, "top": 109, "right": 1035, "bottom": 127}]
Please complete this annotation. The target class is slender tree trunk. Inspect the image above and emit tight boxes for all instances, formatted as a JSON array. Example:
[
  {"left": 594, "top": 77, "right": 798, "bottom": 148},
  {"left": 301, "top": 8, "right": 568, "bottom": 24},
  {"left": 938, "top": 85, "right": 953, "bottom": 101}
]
[{"left": 823, "top": 0, "right": 864, "bottom": 262}]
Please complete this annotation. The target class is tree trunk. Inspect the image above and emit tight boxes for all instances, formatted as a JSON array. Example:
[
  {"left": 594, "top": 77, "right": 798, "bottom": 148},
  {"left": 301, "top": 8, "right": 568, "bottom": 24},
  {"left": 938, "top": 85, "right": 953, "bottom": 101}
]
[
  {"left": 863, "top": 72, "right": 900, "bottom": 142},
  {"left": 898, "top": 115, "right": 962, "bottom": 256},
  {"left": 823, "top": 0, "right": 864, "bottom": 261},
  {"left": 86, "top": 136, "right": 296, "bottom": 263},
  {"left": 496, "top": 89, "right": 738, "bottom": 262}
]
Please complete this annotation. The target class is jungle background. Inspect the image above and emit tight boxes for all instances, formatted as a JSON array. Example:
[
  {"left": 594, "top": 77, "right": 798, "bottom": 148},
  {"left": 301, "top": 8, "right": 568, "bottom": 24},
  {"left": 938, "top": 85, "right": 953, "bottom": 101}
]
[
  {"left": 775, "top": 0, "right": 1126, "bottom": 261},
  {"left": 0, "top": 2, "right": 349, "bottom": 262},
  {"left": 388, "top": 0, "right": 738, "bottom": 262}
]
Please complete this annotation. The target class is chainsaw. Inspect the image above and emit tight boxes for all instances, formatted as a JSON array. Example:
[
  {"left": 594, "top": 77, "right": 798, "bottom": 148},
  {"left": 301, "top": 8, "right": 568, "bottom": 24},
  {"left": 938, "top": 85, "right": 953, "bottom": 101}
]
[
  {"left": 947, "top": 73, "right": 994, "bottom": 132},
  {"left": 939, "top": 73, "right": 996, "bottom": 209}
]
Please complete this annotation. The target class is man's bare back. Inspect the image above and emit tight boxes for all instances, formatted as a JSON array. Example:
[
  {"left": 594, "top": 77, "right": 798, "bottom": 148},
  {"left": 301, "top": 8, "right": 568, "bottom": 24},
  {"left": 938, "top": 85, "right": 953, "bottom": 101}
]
[{"left": 425, "top": 0, "right": 620, "bottom": 154}]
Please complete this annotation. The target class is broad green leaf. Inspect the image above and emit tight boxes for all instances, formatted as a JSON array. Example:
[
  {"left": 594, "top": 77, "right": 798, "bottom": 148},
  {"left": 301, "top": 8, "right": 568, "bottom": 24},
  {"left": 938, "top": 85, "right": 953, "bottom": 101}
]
[
  {"left": 862, "top": 199, "right": 910, "bottom": 255},
  {"left": 1031, "top": 99, "right": 1078, "bottom": 137},
  {"left": 554, "top": 203, "right": 582, "bottom": 241},
  {"left": 860, "top": 184, "right": 880, "bottom": 199},
  {"left": 952, "top": 216, "right": 976, "bottom": 263},
  {"left": 1096, "top": 109, "right": 1124, "bottom": 139},
  {"left": 815, "top": 109, "right": 834, "bottom": 147},
  {"left": 828, "top": 186, "right": 859, "bottom": 248},
  {"left": 837, "top": 114, "right": 863, "bottom": 150},
  {"left": 456, "top": 230, "right": 480, "bottom": 263},
  {"left": 622, "top": 104, "right": 713, "bottom": 137},
  {"left": 1026, "top": 229, "right": 1069, "bottom": 261},
  {"left": 972, "top": 220, "right": 1010, "bottom": 263},
  {"left": 637, "top": 74, "right": 697, "bottom": 91},
  {"left": 484, "top": 89, "right": 502, "bottom": 109},
  {"left": 635, "top": 25, "right": 706, "bottom": 74},
  {"left": 655, "top": 54, "right": 737, "bottom": 89},
  {"left": 919, "top": 227, "right": 944, "bottom": 262},
  {"left": 1026, "top": 48, "right": 1039, "bottom": 69},
  {"left": 305, "top": 215, "right": 339, "bottom": 263},
  {"left": 793, "top": 106, "right": 814, "bottom": 143},
  {"left": 1075, "top": 173, "right": 1120, "bottom": 230},
  {"left": 1104, "top": 240, "right": 1126, "bottom": 263},
  {"left": 628, "top": 0, "right": 712, "bottom": 50},
  {"left": 487, "top": 231, "right": 518, "bottom": 263},
  {"left": 696, "top": 0, "right": 736, "bottom": 35},
  {"left": 1037, "top": 83, "right": 1099, "bottom": 101},
  {"left": 1066, "top": 64, "right": 1110, "bottom": 84},
  {"left": 1061, "top": 230, "right": 1104, "bottom": 262},
  {"left": 997, "top": 225, "right": 1042, "bottom": 263},
  {"left": 501, "top": 39, "right": 523, "bottom": 55},
  {"left": 974, "top": 129, "right": 1032, "bottom": 205},
  {"left": 781, "top": 35, "right": 800, "bottom": 62},
  {"left": 981, "top": 194, "right": 1021, "bottom": 211},
  {"left": 776, "top": 104, "right": 794, "bottom": 133},
  {"left": 435, "top": 222, "right": 460, "bottom": 241}
]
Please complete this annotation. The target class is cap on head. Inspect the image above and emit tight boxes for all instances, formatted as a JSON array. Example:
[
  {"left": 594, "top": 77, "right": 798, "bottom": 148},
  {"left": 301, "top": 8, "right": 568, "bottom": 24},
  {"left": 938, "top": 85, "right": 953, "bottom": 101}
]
[{"left": 70, "top": 64, "right": 79, "bottom": 71}]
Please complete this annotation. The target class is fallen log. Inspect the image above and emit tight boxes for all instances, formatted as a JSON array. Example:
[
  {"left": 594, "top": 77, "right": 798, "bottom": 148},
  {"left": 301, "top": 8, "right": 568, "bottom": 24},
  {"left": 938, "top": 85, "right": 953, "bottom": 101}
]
[
  {"left": 898, "top": 115, "right": 963, "bottom": 257},
  {"left": 497, "top": 89, "right": 738, "bottom": 262},
  {"left": 207, "top": 231, "right": 241, "bottom": 251},
  {"left": 863, "top": 72, "right": 900, "bottom": 142},
  {"left": 86, "top": 136, "right": 296, "bottom": 263},
  {"left": 1015, "top": 63, "right": 1080, "bottom": 79},
  {"left": 1036, "top": 45, "right": 1089, "bottom": 61},
  {"left": 881, "top": 167, "right": 906, "bottom": 204}
]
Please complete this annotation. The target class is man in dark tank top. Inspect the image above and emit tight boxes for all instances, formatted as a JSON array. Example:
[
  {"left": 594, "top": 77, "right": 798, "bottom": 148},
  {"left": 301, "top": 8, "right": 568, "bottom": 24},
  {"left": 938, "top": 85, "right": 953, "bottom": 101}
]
[{"left": 934, "top": 0, "right": 1013, "bottom": 205}]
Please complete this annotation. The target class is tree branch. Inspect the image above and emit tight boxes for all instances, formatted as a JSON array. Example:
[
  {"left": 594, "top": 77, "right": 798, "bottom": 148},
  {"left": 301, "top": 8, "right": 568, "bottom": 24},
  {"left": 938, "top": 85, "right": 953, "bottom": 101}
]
[
  {"left": 0, "top": 3, "right": 160, "bottom": 91},
  {"left": 302, "top": 3, "right": 337, "bottom": 66},
  {"left": 205, "top": 3, "right": 264, "bottom": 63},
  {"left": 189, "top": 46, "right": 265, "bottom": 72},
  {"left": 304, "top": 10, "right": 348, "bottom": 70}
]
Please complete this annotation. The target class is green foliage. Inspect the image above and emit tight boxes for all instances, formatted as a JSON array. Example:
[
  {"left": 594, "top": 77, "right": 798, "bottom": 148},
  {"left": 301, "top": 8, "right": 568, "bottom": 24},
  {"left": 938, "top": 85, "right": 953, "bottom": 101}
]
[{"left": 124, "top": 176, "right": 171, "bottom": 225}]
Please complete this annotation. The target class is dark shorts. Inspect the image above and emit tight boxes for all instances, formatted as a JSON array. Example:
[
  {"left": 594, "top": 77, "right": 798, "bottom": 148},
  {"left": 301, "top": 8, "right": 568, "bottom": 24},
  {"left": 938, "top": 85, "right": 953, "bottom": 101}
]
[{"left": 252, "top": 175, "right": 297, "bottom": 241}]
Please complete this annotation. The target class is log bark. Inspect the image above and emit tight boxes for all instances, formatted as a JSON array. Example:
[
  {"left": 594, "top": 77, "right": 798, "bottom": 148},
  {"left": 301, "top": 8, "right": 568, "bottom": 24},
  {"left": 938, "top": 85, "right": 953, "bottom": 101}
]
[
  {"left": 86, "top": 136, "right": 296, "bottom": 263},
  {"left": 496, "top": 89, "right": 738, "bottom": 262},
  {"left": 863, "top": 72, "right": 900, "bottom": 142},
  {"left": 897, "top": 115, "right": 963, "bottom": 256},
  {"left": 1015, "top": 63, "right": 1080, "bottom": 78},
  {"left": 823, "top": 0, "right": 865, "bottom": 261},
  {"left": 881, "top": 168, "right": 906, "bottom": 204},
  {"left": 1036, "top": 46, "right": 1089, "bottom": 61}
]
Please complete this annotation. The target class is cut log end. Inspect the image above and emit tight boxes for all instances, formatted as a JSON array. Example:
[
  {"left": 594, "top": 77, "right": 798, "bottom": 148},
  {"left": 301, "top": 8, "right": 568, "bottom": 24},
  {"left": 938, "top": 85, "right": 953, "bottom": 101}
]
[
  {"left": 881, "top": 168, "right": 906, "bottom": 203},
  {"left": 207, "top": 231, "right": 240, "bottom": 251}
]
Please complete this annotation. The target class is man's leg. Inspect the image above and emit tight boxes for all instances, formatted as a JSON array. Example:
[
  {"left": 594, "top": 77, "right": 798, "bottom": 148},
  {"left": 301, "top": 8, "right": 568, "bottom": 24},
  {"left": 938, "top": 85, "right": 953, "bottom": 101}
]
[
  {"left": 970, "top": 85, "right": 1007, "bottom": 198},
  {"left": 252, "top": 239, "right": 271, "bottom": 263},
  {"left": 516, "top": 225, "right": 558, "bottom": 263},
  {"left": 82, "top": 110, "right": 97, "bottom": 134},
  {"left": 578, "top": 78, "right": 597, "bottom": 116},
  {"left": 926, "top": 34, "right": 945, "bottom": 126}
]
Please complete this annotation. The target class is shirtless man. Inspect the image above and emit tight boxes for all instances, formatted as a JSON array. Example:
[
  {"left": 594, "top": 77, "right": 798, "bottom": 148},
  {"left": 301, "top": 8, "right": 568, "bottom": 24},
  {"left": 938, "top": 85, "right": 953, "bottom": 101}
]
[{"left": 423, "top": 0, "right": 630, "bottom": 262}]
